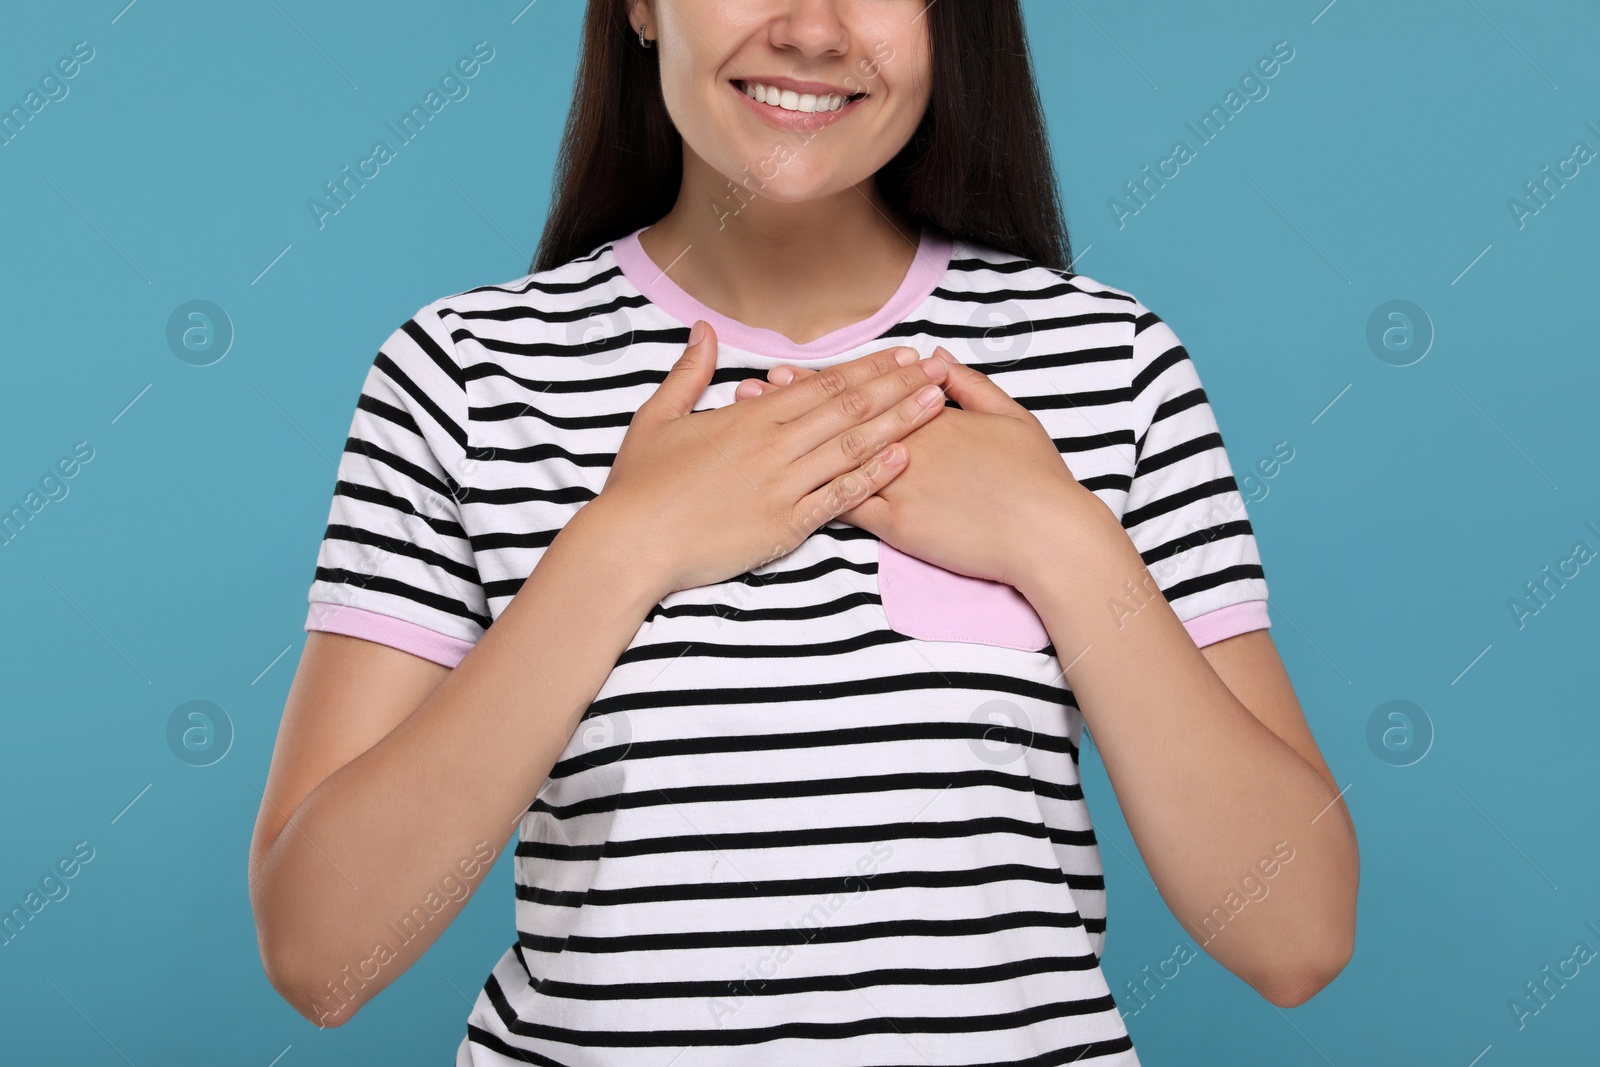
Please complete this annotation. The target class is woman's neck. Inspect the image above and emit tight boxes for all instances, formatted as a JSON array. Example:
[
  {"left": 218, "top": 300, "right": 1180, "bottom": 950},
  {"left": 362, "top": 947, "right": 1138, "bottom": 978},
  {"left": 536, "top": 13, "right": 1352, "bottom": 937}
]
[{"left": 637, "top": 158, "right": 922, "bottom": 347}]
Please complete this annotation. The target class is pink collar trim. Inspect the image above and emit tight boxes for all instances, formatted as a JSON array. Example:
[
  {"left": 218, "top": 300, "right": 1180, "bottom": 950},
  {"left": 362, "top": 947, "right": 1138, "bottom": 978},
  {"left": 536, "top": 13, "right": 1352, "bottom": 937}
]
[{"left": 611, "top": 223, "right": 953, "bottom": 361}]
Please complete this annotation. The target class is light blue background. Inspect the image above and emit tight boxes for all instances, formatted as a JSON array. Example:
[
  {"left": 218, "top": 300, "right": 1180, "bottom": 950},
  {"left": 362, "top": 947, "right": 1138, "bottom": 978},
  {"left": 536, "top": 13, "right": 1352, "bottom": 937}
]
[{"left": 2, "top": 1, "right": 1596, "bottom": 1063}]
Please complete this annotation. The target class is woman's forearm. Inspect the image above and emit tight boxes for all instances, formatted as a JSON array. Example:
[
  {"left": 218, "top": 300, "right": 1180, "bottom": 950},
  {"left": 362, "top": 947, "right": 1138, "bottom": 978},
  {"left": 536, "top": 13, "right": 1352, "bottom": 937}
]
[
  {"left": 1013, "top": 491, "right": 1359, "bottom": 1006},
  {"left": 254, "top": 498, "right": 666, "bottom": 1024}
]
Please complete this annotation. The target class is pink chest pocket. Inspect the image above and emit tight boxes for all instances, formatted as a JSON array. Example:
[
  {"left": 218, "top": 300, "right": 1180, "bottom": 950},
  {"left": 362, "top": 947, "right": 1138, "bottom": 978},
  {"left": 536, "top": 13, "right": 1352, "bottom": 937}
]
[{"left": 876, "top": 540, "right": 1050, "bottom": 652}]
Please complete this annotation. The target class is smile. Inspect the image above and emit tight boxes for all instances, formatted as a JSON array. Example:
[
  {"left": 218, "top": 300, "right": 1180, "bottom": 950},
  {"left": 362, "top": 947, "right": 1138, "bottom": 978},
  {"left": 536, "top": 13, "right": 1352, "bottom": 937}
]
[
  {"left": 729, "top": 79, "right": 868, "bottom": 131},
  {"left": 736, "top": 79, "right": 863, "bottom": 113}
]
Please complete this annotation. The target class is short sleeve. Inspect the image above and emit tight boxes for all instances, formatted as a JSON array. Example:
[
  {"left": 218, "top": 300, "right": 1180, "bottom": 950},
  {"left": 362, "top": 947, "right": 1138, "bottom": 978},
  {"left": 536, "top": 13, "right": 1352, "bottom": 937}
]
[
  {"left": 1120, "top": 300, "right": 1270, "bottom": 648},
  {"left": 303, "top": 301, "right": 491, "bottom": 668}
]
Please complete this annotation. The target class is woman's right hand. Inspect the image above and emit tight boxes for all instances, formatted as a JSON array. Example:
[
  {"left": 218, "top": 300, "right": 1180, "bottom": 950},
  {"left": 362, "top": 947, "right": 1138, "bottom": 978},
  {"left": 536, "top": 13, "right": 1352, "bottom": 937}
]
[{"left": 591, "top": 319, "right": 952, "bottom": 597}]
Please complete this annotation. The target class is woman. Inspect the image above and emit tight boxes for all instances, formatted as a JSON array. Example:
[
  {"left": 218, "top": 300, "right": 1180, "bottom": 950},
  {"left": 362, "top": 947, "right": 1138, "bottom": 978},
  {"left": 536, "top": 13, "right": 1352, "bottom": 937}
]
[{"left": 249, "top": 1, "right": 1360, "bottom": 1063}]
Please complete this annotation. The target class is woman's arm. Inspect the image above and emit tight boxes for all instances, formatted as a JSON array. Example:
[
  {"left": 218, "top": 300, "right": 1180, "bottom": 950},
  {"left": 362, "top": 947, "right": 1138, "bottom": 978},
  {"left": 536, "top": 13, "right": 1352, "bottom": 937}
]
[
  {"left": 731, "top": 333, "right": 1357, "bottom": 1005},
  {"left": 249, "top": 498, "right": 664, "bottom": 1026},
  {"left": 250, "top": 330, "right": 951, "bottom": 1026},
  {"left": 1012, "top": 493, "right": 1359, "bottom": 1008}
]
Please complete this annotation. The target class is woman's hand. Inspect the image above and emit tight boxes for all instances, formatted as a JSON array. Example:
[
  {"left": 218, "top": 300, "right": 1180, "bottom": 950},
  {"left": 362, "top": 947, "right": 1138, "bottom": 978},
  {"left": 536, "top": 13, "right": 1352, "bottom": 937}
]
[
  {"left": 591, "top": 322, "right": 954, "bottom": 597},
  {"left": 732, "top": 348, "right": 1100, "bottom": 589}
]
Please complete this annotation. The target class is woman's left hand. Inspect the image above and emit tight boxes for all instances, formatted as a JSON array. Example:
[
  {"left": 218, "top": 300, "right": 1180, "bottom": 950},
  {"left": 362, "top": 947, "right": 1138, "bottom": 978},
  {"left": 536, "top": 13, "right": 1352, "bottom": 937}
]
[{"left": 732, "top": 347, "right": 1102, "bottom": 589}]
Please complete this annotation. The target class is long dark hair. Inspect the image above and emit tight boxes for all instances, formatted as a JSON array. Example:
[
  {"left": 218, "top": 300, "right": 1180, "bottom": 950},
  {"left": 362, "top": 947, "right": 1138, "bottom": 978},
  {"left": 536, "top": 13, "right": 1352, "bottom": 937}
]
[{"left": 531, "top": 0, "right": 1071, "bottom": 275}]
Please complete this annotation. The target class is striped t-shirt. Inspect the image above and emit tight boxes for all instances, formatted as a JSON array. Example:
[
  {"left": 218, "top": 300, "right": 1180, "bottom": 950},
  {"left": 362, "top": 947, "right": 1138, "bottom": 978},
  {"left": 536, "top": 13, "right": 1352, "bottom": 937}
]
[{"left": 303, "top": 222, "right": 1270, "bottom": 1066}]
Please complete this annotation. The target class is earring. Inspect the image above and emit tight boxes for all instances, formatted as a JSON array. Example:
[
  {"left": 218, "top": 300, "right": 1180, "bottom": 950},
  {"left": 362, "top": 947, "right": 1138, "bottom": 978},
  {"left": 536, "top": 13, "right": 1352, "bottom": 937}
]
[{"left": 638, "top": 24, "right": 653, "bottom": 48}]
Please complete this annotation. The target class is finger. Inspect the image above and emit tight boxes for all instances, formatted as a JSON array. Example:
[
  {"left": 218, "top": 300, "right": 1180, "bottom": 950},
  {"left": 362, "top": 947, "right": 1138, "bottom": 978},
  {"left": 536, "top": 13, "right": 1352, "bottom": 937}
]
[
  {"left": 792, "top": 372, "right": 947, "bottom": 488},
  {"left": 644, "top": 320, "right": 718, "bottom": 419},
  {"left": 779, "top": 354, "right": 949, "bottom": 456},
  {"left": 791, "top": 440, "right": 909, "bottom": 535},
  {"left": 733, "top": 367, "right": 815, "bottom": 400},
  {"left": 767, "top": 365, "right": 820, "bottom": 387},
  {"left": 732, "top": 367, "right": 816, "bottom": 399},
  {"left": 931, "top": 346, "right": 1021, "bottom": 415},
  {"left": 755, "top": 345, "right": 922, "bottom": 423}
]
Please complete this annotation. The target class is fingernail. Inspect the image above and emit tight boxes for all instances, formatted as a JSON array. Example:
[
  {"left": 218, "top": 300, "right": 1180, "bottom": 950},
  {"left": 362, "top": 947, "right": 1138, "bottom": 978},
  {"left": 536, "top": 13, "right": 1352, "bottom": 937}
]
[
  {"left": 894, "top": 347, "right": 918, "bottom": 365},
  {"left": 688, "top": 320, "right": 707, "bottom": 346},
  {"left": 770, "top": 366, "right": 795, "bottom": 385},
  {"left": 935, "top": 346, "right": 960, "bottom": 364},
  {"left": 916, "top": 385, "right": 942, "bottom": 406}
]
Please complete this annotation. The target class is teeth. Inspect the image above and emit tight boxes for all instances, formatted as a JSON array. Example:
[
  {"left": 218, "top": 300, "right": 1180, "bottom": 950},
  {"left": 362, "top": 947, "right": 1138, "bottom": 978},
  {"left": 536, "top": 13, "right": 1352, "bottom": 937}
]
[{"left": 741, "top": 81, "right": 854, "bottom": 114}]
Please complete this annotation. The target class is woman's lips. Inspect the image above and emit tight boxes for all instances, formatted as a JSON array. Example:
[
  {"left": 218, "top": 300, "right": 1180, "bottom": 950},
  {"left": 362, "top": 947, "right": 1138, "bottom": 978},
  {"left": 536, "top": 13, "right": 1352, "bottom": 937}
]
[{"left": 729, "top": 80, "right": 867, "bottom": 132}]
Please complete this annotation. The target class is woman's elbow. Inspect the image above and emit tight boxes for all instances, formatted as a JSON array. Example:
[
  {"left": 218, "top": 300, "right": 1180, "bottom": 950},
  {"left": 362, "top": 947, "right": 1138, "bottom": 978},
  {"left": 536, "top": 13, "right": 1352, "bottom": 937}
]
[
  {"left": 259, "top": 939, "right": 365, "bottom": 1029},
  {"left": 1259, "top": 935, "right": 1354, "bottom": 1008},
  {"left": 251, "top": 891, "right": 363, "bottom": 1027},
  {"left": 251, "top": 858, "right": 361, "bottom": 1026}
]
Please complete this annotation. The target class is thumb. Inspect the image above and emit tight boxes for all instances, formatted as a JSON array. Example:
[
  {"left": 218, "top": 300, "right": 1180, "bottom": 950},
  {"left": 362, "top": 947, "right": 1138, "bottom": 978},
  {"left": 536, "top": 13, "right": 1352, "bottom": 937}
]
[
  {"left": 650, "top": 320, "right": 718, "bottom": 418},
  {"left": 933, "top": 347, "right": 1020, "bottom": 414}
]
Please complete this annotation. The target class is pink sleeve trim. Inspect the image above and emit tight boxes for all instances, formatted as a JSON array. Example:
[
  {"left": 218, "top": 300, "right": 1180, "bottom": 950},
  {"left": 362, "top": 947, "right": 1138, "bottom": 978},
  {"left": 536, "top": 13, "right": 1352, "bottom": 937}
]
[
  {"left": 305, "top": 601, "right": 475, "bottom": 668},
  {"left": 1183, "top": 600, "right": 1270, "bottom": 648}
]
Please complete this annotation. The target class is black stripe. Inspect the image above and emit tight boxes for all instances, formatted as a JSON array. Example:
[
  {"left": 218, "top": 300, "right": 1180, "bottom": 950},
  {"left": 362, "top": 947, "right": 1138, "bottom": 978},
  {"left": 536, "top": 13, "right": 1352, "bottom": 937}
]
[
  {"left": 519, "top": 861, "right": 1074, "bottom": 908},
  {"left": 473, "top": 514, "right": 877, "bottom": 558},
  {"left": 515, "top": 815, "right": 1086, "bottom": 862},
  {"left": 471, "top": 400, "right": 631, "bottom": 430},
  {"left": 405, "top": 313, "right": 464, "bottom": 389},
  {"left": 330, "top": 478, "right": 469, "bottom": 541},
  {"left": 453, "top": 288, "right": 648, "bottom": 326},
  {"left": 1121, "top": 475, "right": 1239, "bottom": 529},
  {"left": 1134, "top": 386, "right": 1209, "bottom": 458},
  {"left": 518, "top": 907, "right": 1086, "bottom": 956},
  {"left": 463, "top": 357, "right": 661, "bottom": 395},
  {"left": 644, "top": 589, "right": 877, "bottom": 625},
  {"left": 549, "top": 718, "right": 1080, "bottom": 781},
  {"left": 462, "top": 482, "right": 597, "bottom": 508},
  {"left": 312, "top": 566, "right": 489, "bottom": 629},
  {"left": 1050, "top": 428, "right": 1135, "bottom": 453},
  {"left": 947, "top": 254, "right": 1043, "bottom": 275},
  {"left": 487, "top": 972, "right": 1119, "bottom": 1049},
  {"left": 532, "top": 768, "right": 1084, "bottom": 820},
  {"left": 528, "top": 951, "right": 1100, "bottom": 1001},
  {"left": 464, "top": 1019, "right": 572, "bottom": 1065},
  {"left": 572, "top": 672, "right": 1080, "bottom": 730},
  {"left": 1139, "top": 519, "right": 1254, "bottom": 569},
  {"left": 1163, "top": 562, "right": 1265, "bottom": 603},
  {"left": 343, "top": 429, "right": 457, "bottom": 504},
  {"left": 1077, "top": 471, "right": 1131, "bottom": 494},
  {"left": 607, "top": 626, "right": 911, "bottom": 667},
  {"left": 1025, "top": 385, "right": 1132, "bottom": 412},
  {"left": 1131, "top": 341, "right": 1186, "bottom": 397},
  {"left": 1134, "top": 430, "right": 1224, "bottom": 479},
  {"left": 384, "top": 330, "right": 466, "bottom": 451},
  {"left": 964, "top": 1032, "right": 1137, "bottom": 1067},
  {"left": 320, "top": 522, "right": 480, "bottom": 586},
  {"left": 354, "top": 391, "right": 421, "bottom": 440}
]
